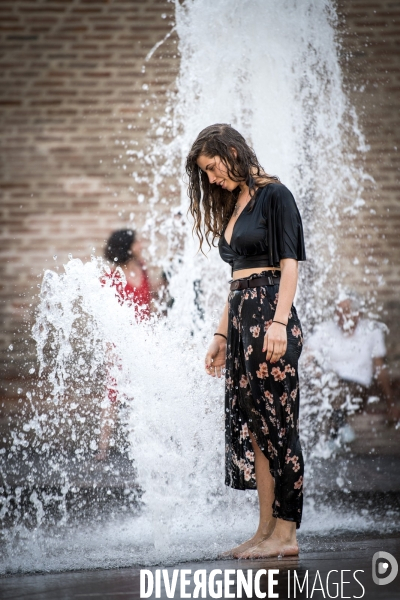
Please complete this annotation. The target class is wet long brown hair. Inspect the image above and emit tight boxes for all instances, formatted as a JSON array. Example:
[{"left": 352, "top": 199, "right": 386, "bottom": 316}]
[{"left": 186, "top": 123, "right": 280, "bottom": 251}]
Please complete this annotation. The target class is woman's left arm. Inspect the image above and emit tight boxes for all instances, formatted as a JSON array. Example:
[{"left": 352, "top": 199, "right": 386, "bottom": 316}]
[{"left": 263, "top": 258, "right": 298, "bottom": 363}]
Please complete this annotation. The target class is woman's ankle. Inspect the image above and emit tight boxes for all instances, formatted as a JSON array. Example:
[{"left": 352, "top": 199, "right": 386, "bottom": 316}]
[
  {"left": 271, "top": 518, "right": 297, "bottom": 542},
  {"left": 257, "top": 518, "right": 276, "bottom": 537}
]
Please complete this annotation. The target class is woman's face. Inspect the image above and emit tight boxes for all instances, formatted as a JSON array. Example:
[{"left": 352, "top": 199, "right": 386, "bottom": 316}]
[
  {"left": 130, "top": 239, "right": 142, "bottom": 260},
  {"left": 196, "top": 154, "right": 239, "bottom": 192}
]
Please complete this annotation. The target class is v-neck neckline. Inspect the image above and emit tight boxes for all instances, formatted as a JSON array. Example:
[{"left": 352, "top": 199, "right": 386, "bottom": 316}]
[{"left": 224, "top": 189, "right": 260, "bottom": 247}]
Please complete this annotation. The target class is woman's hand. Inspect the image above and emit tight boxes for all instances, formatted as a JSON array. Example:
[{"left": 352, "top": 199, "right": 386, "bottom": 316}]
[
  {"left": 263, "top": 322, "right": 287, "bottom": 363},
  {"left": 205, "top": 336, "right": 227, "bottom": 378}
]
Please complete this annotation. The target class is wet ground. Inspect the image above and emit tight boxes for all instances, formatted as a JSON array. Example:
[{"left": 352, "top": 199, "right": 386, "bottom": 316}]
[
  {"left": 1, "top": 403, "right": 400, "bottom": 598},
  {"left": 0, "top": 531, "right": 399, "bottom": 599}
]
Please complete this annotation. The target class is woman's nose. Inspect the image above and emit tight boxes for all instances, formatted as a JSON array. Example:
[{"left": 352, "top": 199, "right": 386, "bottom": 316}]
[{"left": 208, "top": 172, "right": 216, "bottom": 184}]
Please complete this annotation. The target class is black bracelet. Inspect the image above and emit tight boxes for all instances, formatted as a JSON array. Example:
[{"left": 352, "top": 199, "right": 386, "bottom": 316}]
[
  {"left": 214, "top": 332, "right": 227, "bottom": 341},
  {"left": 273, "top": 320, "right": 287, "bottom": 327}
]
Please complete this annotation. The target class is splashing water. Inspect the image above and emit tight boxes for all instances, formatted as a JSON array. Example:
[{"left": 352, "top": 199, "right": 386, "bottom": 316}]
[{"left": 1, "top": 0, "right": 393, "bottom": 575}]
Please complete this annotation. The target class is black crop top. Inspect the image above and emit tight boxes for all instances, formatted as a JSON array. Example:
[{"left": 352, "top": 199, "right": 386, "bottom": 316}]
[{"left": 218, "top": 183, "right": 306, "bottom": 273}]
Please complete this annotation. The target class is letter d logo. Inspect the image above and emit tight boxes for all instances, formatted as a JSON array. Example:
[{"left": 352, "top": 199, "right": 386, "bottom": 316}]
[{"left": 372, "top": 551, "right": 398, "bottom": 586}]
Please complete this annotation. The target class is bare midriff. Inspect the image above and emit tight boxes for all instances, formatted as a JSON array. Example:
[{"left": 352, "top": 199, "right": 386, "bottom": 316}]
[{"left": 232, "top": 266, "right": 280, "bottom": 280}]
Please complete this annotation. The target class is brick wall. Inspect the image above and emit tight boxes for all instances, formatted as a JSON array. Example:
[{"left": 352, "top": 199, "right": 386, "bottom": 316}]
[
  {"left": 336, "top": 0, "right": 400, "bottom": 373},
  {"left": 1, "top": 0, "right": 400, "bottom": 423},
  {"left": 0, "top": 0, "right": 179, "bottom": 412}
]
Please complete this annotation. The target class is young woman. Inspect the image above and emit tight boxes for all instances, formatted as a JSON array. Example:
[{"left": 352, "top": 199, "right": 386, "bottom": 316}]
[
  {"left": 103, "top": 229, "right": 152, "bottom": 320},
  {"left": 186, "top": 124, "right": 306, "bottom": 558},
  {"left": 96, "top": 229, "right": 152, "bottom": 460}
]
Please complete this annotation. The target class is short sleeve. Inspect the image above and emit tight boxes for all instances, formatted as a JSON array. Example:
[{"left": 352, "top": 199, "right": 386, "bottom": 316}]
[
  {"left": 262, "top": 184, "right": 306, "bottom": 267},
  {"left": 371, "top": 327, "right": 386, "bottom": 359}
]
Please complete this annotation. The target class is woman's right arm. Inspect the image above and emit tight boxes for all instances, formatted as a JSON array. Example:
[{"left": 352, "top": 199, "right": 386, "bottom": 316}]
[{"left": 205, "top": 300, "right": 228, "bottom": 378}]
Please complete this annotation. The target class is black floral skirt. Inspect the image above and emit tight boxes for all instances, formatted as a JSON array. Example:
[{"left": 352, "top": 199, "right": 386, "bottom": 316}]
[{"left": 225, "top": 272, "right": 304, "bottom": 527}]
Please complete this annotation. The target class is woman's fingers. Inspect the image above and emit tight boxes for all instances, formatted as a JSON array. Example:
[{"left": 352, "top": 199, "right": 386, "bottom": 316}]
[
  {"left": 212, "top": 365, "right": 224, "bottom": 378},
  {"left": 205, "top": 340, "right": 226, "bottom": 377},
  {"left": 270, "top": 343, "right": 285, "bottom": 363},
  {"left": 205, "top": 351, "right": 214, "bottom": 367},
  {"left": 205, "top": 354, "right": 214, "bottom": 376},
  {"left": 265, "top": 340, "right": 274, "bottom": 362},
  {"left": 264, "top": 335, "right": 287, "bottom": 363},
  {"left": 273, "top": 339, "right": 287, "bottom": 362},
  {"left": 205, "top": 362, "right": 224, "bottom": 378}
]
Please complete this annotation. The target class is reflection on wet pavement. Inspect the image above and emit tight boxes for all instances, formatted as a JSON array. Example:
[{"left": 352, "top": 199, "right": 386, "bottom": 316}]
[{"left": 1, "top": 531, "right": 399, "bottom": 599}]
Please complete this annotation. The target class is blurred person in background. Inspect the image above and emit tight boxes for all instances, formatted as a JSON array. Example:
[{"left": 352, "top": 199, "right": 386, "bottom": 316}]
[
  {"left": 96, "top": 229, "right": 153, "bottom": 461},
  {"left": 305, "top": 292, "right": 399, "bottom": 444},
  {"left": 103, "top": 228, "right": 152, "bottom": 318}
]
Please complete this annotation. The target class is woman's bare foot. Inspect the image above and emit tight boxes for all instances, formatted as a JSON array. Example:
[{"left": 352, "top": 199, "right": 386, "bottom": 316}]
[
  {"left": 237, "top": 519, "right": 298, "bottom": 559},
  {"left": 237, "top": 537, "right": 298, "bottom": 559},
  {"left": 221, "top": 522, "right": 276, "bottom": 558}
]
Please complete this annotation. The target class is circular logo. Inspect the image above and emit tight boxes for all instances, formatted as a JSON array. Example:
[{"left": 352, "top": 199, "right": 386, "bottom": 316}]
[{"left": 372, "top": 551, "right": 398, "bottom": 586}]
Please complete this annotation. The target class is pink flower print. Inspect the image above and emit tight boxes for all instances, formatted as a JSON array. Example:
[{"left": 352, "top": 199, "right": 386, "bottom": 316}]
[
  {"left": 286, "top": 450, "right": 300, "bottom": 472},
  {"left": 278, "top": 427, "right": 286, "bottom": 438},
  {"left": 291, "top": 325, "right": 302, "bottom": 338},
  {"left": 264, "top": 390, "right": 274, "bottom": 403},
  {"left": 280, "top": 392, "right": 288, "bottom": 406},
  {"left": 271, "top": 366, "right": 285, "bottom": 381},
  {"left": 294, "top": 476, "right": 303, "bottom": 490},
  {"left": 256, "top": 362, "right": 269, "bottom": 379},
  {"left": 225, "top": 376, "right": 233, "bottom": 390},
  {"left": 284, "top": 364, "right": 295, "bottom": 376},
  {"left": 232, "top": 316, "right": 238, "bottom": 329},
  {"left": 240, "top": 423, "right": 249, "bottom": 441},
  {"left": 239, "top": 374, "right": 249, "bottom": 388},
  {"left": 274, "top": 292, "right": 279, "bottom": 305},
  {"left": 264, "top": 319, "right": 273, "bottom": 332},
  {"left": 261, "top": 416, "right": 269, "bottom": 435},
  {"left": 250, "top": 324, "right": 260, "bottom": 338},
  {"left": 233, "top": 456, "right": 246, "bottom": 471},
  {"left": 290, "top": 386, "right": 298, "bottom": 400},
  {"left": 245, "top": 345, "right": 254, "bottom": 361},
  {"left": 268, "top": 440, "right": 278, "bottom": 457},
  {"left": 245, "top": 450, "right": 255, "bottom": 462},
  {"left": 250, "top": 288, "right": 257, "bottom": 299},
  {"left": 244, "top": 465, "right": 253, "bottom": 481}
]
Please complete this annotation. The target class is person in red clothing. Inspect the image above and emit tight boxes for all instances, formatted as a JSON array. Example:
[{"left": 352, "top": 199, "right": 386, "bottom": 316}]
[
  {"left": 96, "top": 229, "right": 152, "bottom": 460},
  {"left": 103, "top": 228, "right": 152, "bottom": 319}
]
